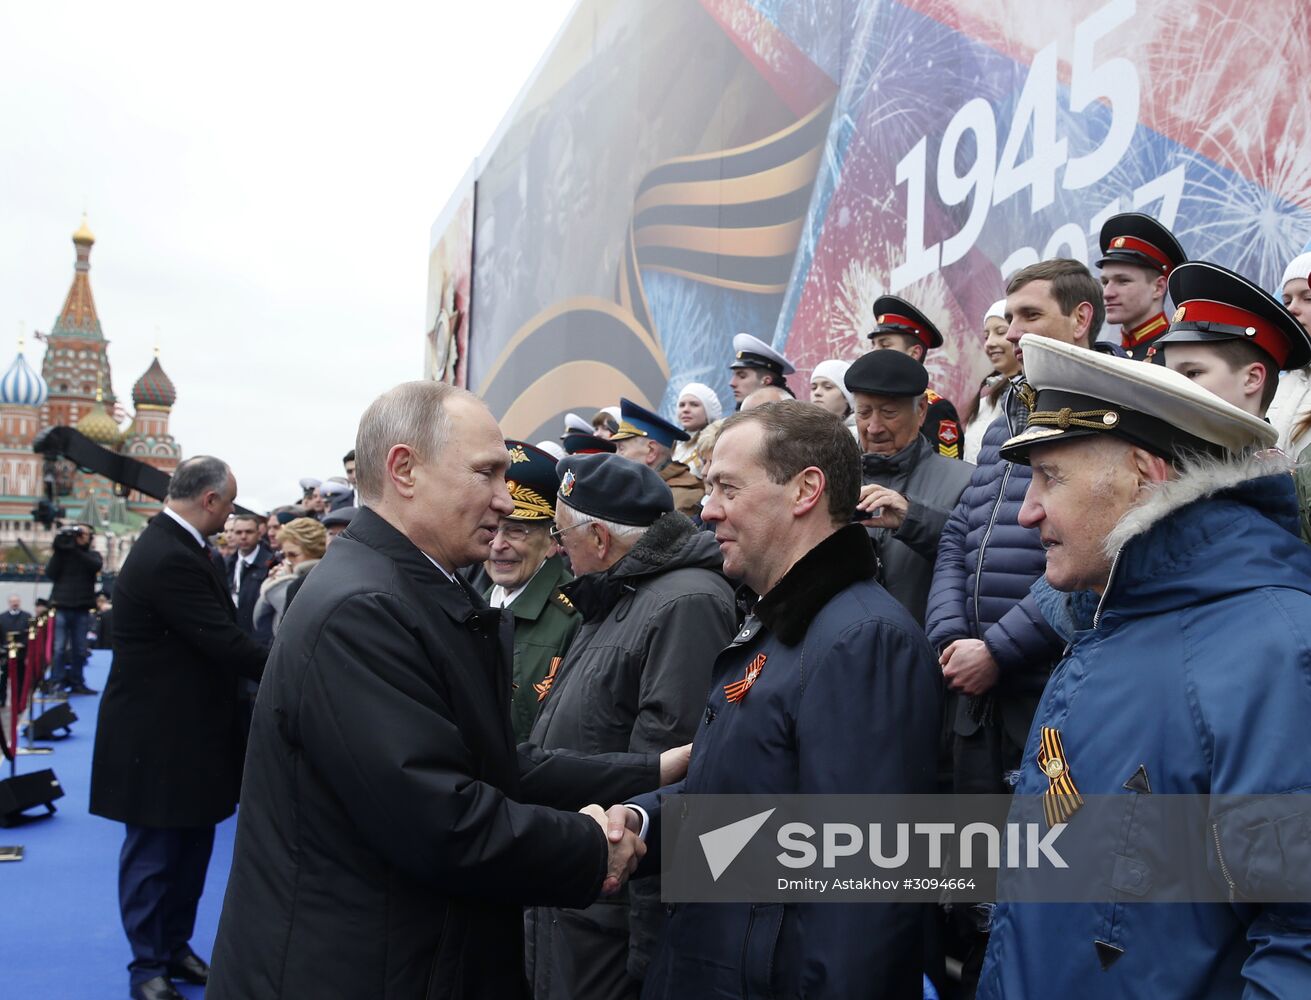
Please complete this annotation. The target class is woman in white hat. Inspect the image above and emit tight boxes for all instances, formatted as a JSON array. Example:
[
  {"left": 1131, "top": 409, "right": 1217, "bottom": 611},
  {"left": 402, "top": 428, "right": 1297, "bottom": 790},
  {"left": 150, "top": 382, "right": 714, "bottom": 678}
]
[
  {"left": 672, "top": 382, "right": 723, "bottom": 478},
  {"left": 1267, "top": 251, "right": 1311, "bottom": 457},
  {"left": 809, "top": 359, "right": 855, "bottom": 427},
  {"left": 961, "top": 300, "right": 1019, "bottom": 464}
]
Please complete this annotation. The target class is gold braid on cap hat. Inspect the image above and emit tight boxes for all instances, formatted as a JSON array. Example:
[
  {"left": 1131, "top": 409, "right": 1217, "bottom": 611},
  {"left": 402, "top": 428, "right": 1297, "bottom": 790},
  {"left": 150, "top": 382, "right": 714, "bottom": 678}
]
[{"left": 1027, "top": 406, "right": 1120, "bottom": 431}]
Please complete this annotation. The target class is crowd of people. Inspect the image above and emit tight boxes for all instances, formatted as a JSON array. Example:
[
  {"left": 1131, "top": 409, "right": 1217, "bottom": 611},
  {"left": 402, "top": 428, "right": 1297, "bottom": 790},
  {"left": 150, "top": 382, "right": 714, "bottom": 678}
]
[{"left": 81, "top": 212, "right": 1311, "bottom": 1000}]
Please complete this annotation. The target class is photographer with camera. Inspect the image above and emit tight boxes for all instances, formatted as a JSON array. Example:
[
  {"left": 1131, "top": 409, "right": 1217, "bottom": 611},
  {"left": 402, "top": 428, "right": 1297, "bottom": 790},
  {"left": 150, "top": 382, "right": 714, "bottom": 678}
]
[{"left": 44, "top": 522, "right": 103, "bottom": 695}]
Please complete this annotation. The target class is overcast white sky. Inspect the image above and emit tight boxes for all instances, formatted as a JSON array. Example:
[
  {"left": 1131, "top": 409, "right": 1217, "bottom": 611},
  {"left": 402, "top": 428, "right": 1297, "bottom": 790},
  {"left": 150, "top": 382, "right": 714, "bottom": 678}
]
[{"left": 0, "top": 0, "right": 576, "bottom": 512}]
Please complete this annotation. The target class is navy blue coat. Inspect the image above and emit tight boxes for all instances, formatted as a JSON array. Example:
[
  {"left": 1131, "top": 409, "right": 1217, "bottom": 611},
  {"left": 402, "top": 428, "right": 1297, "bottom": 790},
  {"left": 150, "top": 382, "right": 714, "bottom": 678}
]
[
  {"left": 925, "top": 390, "right": 1062, "bottom": 741},
  {"left": 631, "top": 526, "right": 941, "bottom": 999},
  {"left": 979, "top": 464, "right": 1311, "bottom": 998}
]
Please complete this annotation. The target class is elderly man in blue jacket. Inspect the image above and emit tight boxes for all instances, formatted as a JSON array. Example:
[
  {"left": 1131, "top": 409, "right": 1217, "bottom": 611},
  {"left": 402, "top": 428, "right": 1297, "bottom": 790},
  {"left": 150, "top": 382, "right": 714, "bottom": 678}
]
[
  {"left": 611, "top": 401, "right": 942, "bottom": 999},
  {"left": 979, "top": 324, "right": 1311, "bottom": 999}
]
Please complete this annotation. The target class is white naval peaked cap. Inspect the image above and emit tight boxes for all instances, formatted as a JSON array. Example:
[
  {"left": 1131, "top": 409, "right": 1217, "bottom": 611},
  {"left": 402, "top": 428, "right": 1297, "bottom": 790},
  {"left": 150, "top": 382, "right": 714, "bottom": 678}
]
[
  {"left": 534, "top": 440, "right": 565, "bottom": 461},
  {"left": 730, "top": 332, "right": 795, "bottom": 375},
  {"left": 999, "top": 335, "right": 1277, "bottom": 464},
  {"left": 562, "top": 412, "right": 592, "bottom": 435},
  {"left": 319, "top": 480, "right": 352, "bottom": 498},
  {"left": 297, "top": 477, "right": 321, "bottom": 492}
]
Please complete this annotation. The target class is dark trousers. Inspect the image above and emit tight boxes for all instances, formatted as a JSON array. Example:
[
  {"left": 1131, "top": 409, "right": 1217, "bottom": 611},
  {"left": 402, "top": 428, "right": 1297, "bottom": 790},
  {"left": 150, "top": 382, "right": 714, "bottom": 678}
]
[{"left": 119, "top": 824, "right": 215, "bottom": 986}]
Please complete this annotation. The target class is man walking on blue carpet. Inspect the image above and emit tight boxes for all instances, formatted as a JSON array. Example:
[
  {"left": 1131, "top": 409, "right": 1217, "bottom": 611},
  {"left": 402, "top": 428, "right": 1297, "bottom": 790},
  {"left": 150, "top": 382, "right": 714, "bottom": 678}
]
[{"left": 90, "top": 456, "right": 269, "bottom": 1000}]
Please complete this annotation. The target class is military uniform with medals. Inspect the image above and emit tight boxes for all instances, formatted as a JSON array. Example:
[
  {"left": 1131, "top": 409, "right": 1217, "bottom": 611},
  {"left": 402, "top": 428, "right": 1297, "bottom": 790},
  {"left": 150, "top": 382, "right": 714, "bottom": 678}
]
[{"left": 482, "top": 440, "right": 580, "bottom": 742}]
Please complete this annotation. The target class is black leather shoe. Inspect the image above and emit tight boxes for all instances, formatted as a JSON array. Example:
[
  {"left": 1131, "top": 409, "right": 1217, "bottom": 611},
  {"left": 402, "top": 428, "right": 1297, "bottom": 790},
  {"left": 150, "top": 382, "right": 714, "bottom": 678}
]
[
  {"left": 167, "top": 950, "right": 209, "bottom": 985},
  {"left": 130, "top": 976, "right": 184, "bottom": 1000},
  {"left": 68, "top": 683, "right": 98, "bottom": 696}
]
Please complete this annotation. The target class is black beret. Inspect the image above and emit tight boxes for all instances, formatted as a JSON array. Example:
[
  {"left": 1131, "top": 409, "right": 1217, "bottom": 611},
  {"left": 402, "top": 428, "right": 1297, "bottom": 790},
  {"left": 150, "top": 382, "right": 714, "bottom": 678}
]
[
  {"left": 555, "top": 454, "right": 674, "bottom": 527},
  {"left": 844, "top": 349, "right": 930, "bottom": 398}
]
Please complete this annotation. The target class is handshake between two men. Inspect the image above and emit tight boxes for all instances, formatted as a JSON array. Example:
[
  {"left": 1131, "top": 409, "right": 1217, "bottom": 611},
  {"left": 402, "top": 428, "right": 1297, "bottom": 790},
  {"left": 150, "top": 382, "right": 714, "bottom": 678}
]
[{"left": 578, "top": 742, "right": 692, "bottom": 897}]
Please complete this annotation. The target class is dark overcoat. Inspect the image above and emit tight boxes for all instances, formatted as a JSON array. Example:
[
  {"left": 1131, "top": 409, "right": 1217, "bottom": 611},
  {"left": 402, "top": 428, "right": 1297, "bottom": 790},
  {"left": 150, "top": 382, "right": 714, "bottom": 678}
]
[
  {"left": 90, "top": 512, "right": 268, "bottom": 827},
  {"left": 208, "top": 507, "right": 660, "bottom": 1000}
]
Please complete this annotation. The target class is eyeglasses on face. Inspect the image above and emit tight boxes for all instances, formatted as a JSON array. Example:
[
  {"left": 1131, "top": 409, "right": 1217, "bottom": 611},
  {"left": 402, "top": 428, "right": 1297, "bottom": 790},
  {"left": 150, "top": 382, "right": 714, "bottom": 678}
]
[
  {"left": 495, "top": 522, "right": 546, "bottom": 542},
  {"left": 548, "top": 521, "right": 589, "bottom": 544}
]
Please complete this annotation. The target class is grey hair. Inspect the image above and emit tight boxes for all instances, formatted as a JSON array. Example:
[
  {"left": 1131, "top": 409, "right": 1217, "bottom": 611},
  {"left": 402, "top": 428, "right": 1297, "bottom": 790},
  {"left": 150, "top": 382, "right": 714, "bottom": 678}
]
[
  {"left": 167, "top": 456, "right": 231, "bottom": 501},
  {"left": 355, "top": 381, "right": 474, "bottom": 506},
  {"left": 560, "top": 506, "right": 649, "bottom": 543}
]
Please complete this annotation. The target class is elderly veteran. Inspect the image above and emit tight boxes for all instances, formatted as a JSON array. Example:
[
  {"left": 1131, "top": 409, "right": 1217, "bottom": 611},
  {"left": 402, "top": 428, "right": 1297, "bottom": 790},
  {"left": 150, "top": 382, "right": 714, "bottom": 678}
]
[
  {"left": 619, "top": 401, "right": 942, "bottom": 999},
  {"left": 847, "top": 349, "right": 973, "bottom": 625},
  {"left": 482, "top": 440, "right": 580, "bottom": 742},
  {"left": 610, "top": 397, "right": 702, "bottom": 519},
  {"left": 527, "top": 453, "right": 736, "bottom": 1000},
  {"left": 977, "top": 335, "right": 1311, "bottom": 999}
]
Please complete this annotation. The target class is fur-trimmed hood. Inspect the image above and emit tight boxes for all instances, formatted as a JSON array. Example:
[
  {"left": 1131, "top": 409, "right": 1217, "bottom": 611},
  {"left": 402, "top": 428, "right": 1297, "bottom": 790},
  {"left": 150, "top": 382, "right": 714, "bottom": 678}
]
[
  {"left": 1095, "top": 450, "right": 1311, "bottom": 625},
  {"left": 1103, "top": 451, "right": 1294, "bottom": 556}
]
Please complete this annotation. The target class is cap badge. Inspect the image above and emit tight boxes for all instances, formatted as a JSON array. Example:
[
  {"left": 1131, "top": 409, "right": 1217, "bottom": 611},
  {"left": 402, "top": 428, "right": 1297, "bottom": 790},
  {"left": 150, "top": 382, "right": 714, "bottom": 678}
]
[
  {"left": 1172, "top": 305, "right": 1187, "bottom": 324},
  {"left": 1112, "top": 237, "right": 1126, "bottom": 248},
  {"left": 508, "top": 445, "right": 529, "bottom": 464},
  {"left": 560, "top": 469, "right": 576, "bottom": 497},
  {"left": 736, "top": 351, "right": 744, "bottom": 359}
]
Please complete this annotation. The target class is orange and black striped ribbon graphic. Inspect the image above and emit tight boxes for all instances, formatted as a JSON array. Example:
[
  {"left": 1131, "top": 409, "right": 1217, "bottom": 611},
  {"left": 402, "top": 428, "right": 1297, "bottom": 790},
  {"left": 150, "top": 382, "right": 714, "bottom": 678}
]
[
  {"left": 1038, "top": 726, "right": 1083, "bottom": 828},
  {"left": 724, "top": 653, "right": 767, "bottom": 703},
  {"left": 477, "top": 99, "right": 835, "bottom": 442},
  {"left": 618, "top": 98, "right": 835, "bottom": 304},
  {"left": 535, "top": 657, "right": 562, "bottom": 703}
]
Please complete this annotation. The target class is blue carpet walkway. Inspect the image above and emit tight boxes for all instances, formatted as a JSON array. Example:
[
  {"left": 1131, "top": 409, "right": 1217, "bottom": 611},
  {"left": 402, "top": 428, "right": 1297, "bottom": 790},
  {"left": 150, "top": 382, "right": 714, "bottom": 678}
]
[{"left": 0, "top": 650, "right": 234, "bottom": 999}]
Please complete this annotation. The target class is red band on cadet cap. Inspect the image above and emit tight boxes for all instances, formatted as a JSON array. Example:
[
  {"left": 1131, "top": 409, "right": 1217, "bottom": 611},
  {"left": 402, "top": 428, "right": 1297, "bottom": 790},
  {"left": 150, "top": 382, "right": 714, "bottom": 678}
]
[
  {"left": 877, "top": 312, "right": 932, "bottom": 348},
  {"left": 1108, "top": 235, "right": 1174, "bottom": 273},
  {"left": 1175, "top": 299, "right": 1290, "bottom": 368}
]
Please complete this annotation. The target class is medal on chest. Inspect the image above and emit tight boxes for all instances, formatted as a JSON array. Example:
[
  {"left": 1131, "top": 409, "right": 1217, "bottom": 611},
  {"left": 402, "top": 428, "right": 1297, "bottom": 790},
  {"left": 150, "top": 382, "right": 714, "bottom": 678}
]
[
  {"left": 724, "top": 652, "right": 767, "bottom": 704},
  {"left": 1037, "top": 725, "right": 1084, "bottom": 827}
]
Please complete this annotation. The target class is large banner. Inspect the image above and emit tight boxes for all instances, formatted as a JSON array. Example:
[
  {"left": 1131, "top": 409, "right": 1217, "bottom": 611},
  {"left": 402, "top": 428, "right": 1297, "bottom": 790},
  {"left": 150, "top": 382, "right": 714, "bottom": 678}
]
[{"left": 427, "top": 0, "right": 1311, "bottom": 440}]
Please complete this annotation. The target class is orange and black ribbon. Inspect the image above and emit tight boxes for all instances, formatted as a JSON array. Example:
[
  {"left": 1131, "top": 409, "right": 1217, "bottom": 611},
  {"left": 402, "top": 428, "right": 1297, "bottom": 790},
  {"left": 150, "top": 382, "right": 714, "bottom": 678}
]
[
  {"left": 534, "top": 657, "right": 562, "bottom": 703},
  {"left": 724, "top": 653, "right": 767, "bottom": 704},
  {"left": 1038, "top": 726, "right": 1083, "bottom": 828}
]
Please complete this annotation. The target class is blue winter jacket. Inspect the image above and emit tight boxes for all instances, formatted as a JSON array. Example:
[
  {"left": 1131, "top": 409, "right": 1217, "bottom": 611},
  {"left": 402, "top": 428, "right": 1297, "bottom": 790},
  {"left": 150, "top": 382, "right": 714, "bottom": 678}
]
[
  {"left": 925, "top": 389, "right": 1062, "bottom": 702},
  {"left": 979, "top": 462, "right": 1311, "bottom": 999}
]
